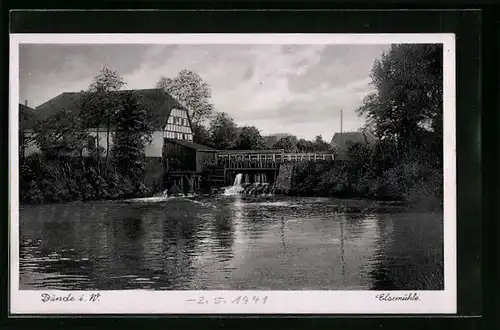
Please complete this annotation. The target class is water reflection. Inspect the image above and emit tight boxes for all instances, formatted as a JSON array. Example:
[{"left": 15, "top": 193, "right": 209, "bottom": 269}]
[
  {"left": 19, "top": 198, "right": 444, "bottom": 290},
  {"left": 368, "top": 213, "right": 444, "bottom": 290}
]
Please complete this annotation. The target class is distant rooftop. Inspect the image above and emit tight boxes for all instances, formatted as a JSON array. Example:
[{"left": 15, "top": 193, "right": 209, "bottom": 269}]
[{"left": 330, "top": 131, "right": 377, "bottom": 147}]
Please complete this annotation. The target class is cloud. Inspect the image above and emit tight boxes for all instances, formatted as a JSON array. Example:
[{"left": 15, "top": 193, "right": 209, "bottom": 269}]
[{"left": 19, "top": 43, "right": 389, "bottom": 139}]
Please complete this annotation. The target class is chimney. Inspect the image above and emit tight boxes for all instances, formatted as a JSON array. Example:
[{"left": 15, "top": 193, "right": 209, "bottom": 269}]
[{"left": 24, "top": 100, "right": 28, "bottom": 107}]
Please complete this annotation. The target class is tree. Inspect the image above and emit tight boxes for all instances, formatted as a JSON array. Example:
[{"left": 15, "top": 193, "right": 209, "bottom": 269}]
[
  {"left": 192, "top": 123, "right": 213, "bottom": 146},
  {"left": 297, "top": 138, "right": 315, "bottom": 152},
  {"left": 33, "top": 108, "right": 89, "bottom": 159},
  {"left": 273, "top": 135, "right": 298, "bottom": 152},
  {"left": 79, "top": 67, "right": 126, "bottom": 163},
  {"left": 209, "top": 112, "right": 238, "bottom": 150},
  {"left": 234, "top": 126, "right": 267, "bottom": 150},
  {"left": 112, "top": 92, "right": 154, "bottom": 184},
  {"left": 156, "top": 69, "right": 214, "bottom": 125},
  {"left": 313, "top": 135, "right": 333, "bottom": 152},
  {"left": 357, "top": 44, "right": 443, "bottom": 165}
]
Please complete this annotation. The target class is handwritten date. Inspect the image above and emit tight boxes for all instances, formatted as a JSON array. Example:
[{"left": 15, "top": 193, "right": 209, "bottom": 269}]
[{"left": 186, "top": 296, "right": 268, "bottom": 305}]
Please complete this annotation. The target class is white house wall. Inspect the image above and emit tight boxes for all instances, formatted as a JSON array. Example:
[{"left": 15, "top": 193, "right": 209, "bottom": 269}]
[
  {"left": 87, "top": 129, "right": 114, "bottom": 155},
  {"left": 22, "top": 129, "right": 164, "bottom": 158},
  {"left": 145, "top": 131, "right": 164, "bottom": 157}
]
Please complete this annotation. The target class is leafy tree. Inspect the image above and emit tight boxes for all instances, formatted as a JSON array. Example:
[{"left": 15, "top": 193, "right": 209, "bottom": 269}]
[
  {"left": 296, "top": 138, "right": 315, "bottom": 152},
  {"left": 273, "top": 135, "right": 298, "bottom": 152},
  {"left": 192, "top": 123, "right": 213, "bottom": 146},
  {"left": 313, "top": 135, "right": 333, "bottom": 152},
  {"left": 357, "top": 44, "right": 443, "bottom": 165},
  {"left": 209, "top": 112, "right": 238, "bottom": 150},
  {"left": 156, "top": 69, "right": 214, "bottom": 125},
  {"left": 263, "top": 133, "right": 293, "bottom": 149},
  {"left": 33, "top": 108, "right": 89, "bottom": 159},
  {"left": 112, "top": 92, "right": 154, "bottom": 185},
  {"left": 234, "top": 126, "right": 267, "bottom": 150},
  {"left": 79, "top": 67, "right": 126, "bottom": 162}
]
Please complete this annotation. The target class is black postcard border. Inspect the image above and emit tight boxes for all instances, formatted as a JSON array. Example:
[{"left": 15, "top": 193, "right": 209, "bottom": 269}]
[{"left": 2, "top": 7, "right": 493, "bottom": 330}]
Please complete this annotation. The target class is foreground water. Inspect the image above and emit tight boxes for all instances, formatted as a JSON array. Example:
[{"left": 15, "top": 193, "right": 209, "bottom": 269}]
[{"left": 19, "top": 196, "right": 444, "bottom": 290}]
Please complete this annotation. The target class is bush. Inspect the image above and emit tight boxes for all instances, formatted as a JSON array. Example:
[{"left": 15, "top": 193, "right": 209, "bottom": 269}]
[
  {"left": 288, "top": 152, "right": 443, "bottom": 211},
  {"left": 19, "top": 153, "right": 151, "bottom": 205}
]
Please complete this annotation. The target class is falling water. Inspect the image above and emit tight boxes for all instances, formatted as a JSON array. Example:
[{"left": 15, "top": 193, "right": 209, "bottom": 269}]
[{"left": 223, "top": 173, "right": 244, "bottom": 195}]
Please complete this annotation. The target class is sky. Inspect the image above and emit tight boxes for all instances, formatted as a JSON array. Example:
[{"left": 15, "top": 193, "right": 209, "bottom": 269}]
[{"left": 19, "top": 43, "right": 390, "bottom": 140}]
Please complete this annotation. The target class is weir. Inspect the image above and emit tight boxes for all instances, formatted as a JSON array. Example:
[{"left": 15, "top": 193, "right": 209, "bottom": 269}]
[{"left": 223, "top": 173, "right": 244, "bottom": 195}]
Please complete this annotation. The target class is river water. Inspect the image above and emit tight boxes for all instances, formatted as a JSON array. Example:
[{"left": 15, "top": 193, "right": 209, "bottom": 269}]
[{"left": 19, "top": 196, "right": 444, "bottom": 290}]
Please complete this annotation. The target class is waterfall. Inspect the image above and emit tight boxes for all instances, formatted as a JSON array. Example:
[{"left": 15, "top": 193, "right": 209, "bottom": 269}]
[
  {"left": 234, "top": 173, "right": 243, "bottom": 186},
  {"left": 223, "top": 173, "right": 244, "bottom": 195}
]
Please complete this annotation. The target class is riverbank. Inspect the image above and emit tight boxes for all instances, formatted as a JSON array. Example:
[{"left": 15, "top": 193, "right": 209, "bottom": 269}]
[{"left": 20, "top": 192, "right": 432, "bottom": 215}]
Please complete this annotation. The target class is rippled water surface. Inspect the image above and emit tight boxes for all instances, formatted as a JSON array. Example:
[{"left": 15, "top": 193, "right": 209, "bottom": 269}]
[{"left": 19, "top": 196, "right": 444, "bottom": 290}]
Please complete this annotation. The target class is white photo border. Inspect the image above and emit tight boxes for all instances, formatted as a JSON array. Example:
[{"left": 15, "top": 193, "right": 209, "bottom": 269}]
[{"left": 9, "top": 33, "right": 456, "bottom": 315}]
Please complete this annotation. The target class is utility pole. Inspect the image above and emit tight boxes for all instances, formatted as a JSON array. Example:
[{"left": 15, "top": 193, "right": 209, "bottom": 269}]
[{"left": 340, "top": 109, "right": 343, "bottom": 144}]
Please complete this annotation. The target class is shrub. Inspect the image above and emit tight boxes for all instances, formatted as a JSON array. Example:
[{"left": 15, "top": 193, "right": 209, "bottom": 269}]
[{"left": 19, "top": 153, "right": 152, "bottom": 205}]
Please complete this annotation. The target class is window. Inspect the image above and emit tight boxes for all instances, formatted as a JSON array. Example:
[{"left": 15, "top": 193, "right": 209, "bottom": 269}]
[{"left": 168, "top": 116, "right": 173, "bottom": 124}]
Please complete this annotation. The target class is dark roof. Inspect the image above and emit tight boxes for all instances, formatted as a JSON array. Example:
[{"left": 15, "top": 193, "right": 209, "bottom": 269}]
[
  {"left": 330, "top": 131, "right": 377, "bottom": 147},
  {"left": 35, "top": 88, "right": 187, "bottom": 130},
  {"left": 217, "top": 149, "right": 285, "bottom": 154},
  {"left": 330, "top": 131, "right": 377, "bottom": 161},
  {"left": 263, "top": 133, "right": 294, "bottom": 149},
  {"left": 19, "top": 103, "right": 39, "bottom": 129},
  {"left": 166, "top": 139, "right": 216, "bottom": 152}
]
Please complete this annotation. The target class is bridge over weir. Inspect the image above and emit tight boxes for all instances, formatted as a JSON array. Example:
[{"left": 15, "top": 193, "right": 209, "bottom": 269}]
[{"left": 214, "top": 149, "right": 336, "bottom": 185}]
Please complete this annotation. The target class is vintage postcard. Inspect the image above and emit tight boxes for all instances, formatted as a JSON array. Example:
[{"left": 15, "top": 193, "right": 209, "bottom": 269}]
[{"left": 9, "top": 33, "right": 456, "bottom": 314}]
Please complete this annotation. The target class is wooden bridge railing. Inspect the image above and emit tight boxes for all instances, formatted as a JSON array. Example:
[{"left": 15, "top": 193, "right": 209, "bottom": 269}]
[{"left": 216, "top": 151, "right": 335, "bottom": 169}]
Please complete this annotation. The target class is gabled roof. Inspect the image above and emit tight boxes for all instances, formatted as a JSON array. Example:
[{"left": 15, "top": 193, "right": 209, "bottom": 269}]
[
  {"left": 19, "top": 103, "right": 39, "bottom": 129},
  {"left": 35, "top": 88, "right": 187, "bottom": 130},
  {"left": 165, "top": 139, "right": 216, "bottom": 152},
  {"left": 330, "top": 131, "right": 377, "bottom": 147},
  {"left": 330, "top": 131, "right": 377, "bottom": 161}
]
